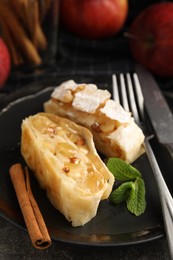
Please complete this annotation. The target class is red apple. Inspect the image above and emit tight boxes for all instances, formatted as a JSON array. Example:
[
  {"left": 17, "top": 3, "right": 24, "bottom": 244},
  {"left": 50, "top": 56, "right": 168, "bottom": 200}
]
[
  {"left": 0, "top": 38, "right": 11, "bottom": 88},
  {"left": 60, "top": 0, "right": 128, "bottom": 39},
  {"left": 129, "top": 2, "right": 173, "bottom": 77}
]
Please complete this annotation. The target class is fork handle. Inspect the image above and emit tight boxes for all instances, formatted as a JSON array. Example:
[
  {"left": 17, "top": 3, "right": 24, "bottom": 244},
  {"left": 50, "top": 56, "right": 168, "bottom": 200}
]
[
  {"left": 162, "top": 196, "right": 173, "bottom": 259},
  {"left": 164, "top": 143, "right": 173, "bottom": 160},
  {"left": 144, "top": 138, "right": 173, "bottom": 259}
]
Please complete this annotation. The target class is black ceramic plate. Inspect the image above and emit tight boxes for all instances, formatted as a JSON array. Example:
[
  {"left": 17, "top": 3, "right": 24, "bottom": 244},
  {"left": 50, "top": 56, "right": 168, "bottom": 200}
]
[{"left": 0, "top": 81, "right": 172, "bottom": 247}]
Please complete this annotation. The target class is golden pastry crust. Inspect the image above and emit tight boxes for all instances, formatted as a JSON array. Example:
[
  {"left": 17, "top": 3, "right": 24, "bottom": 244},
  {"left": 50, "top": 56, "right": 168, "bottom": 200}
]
[
  {"left": 44, "top": 80, "right": 145, "bottom": 163},
  {"left": 21, "top": 112, "right": 114, "bottom": 227}
]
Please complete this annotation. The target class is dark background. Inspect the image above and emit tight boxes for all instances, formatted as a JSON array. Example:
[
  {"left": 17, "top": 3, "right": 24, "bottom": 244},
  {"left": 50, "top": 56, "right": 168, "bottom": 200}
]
[{"left": 0, "top": 0, "right": 172, "bottom": 109}]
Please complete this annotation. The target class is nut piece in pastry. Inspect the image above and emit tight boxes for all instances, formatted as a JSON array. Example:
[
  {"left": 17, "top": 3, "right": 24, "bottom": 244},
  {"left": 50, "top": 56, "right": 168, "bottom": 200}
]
[
  {"left": 44, "top": 80, "right": 145, "bottom": 163},
  {"left": 21, "top": 112, "right": 114, "bottom": 227}
]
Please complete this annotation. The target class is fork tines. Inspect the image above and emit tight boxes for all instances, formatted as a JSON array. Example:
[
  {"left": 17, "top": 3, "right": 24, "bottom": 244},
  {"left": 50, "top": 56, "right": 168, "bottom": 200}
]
[{"left": 112, "top": 73, "right": 144, "bottom": 126}]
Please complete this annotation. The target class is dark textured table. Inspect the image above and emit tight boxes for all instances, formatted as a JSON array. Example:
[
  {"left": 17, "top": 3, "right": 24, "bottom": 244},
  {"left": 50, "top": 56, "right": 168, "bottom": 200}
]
[
  {"left": 0, "top": 2, "right": 173, "bottom": 258},
  {"left": 0, "top": 217, "right": 170, "bottom": 259}
]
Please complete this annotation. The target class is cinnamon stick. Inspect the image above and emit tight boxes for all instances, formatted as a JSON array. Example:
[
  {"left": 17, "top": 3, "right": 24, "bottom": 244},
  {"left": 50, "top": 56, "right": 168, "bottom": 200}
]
[
  {"left": 33, "top": 1, "right": 47, "bottom": 50},
  {"left": 0, "top": 2, "right": 42, "bottom": 65},
  {"left": 0, "top": 0, "right": 50, "bottom": 65},
  {"left": 0, "top": 16, "right": 23, "bottom": 65},
  {"left": 9, "top": 163, "right": 52, "bottom": 249}
]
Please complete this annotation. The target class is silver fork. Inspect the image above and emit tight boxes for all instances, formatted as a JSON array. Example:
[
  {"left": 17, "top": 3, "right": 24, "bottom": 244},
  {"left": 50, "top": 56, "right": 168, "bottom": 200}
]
[{"left": 112, "top": 73, "right": 173, "bottom": 259}]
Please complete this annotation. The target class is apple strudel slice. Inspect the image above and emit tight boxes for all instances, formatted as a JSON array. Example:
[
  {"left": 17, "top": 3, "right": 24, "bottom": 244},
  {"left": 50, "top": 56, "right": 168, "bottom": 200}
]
[
  {"left": 21, "top": 113, "right": 114, "bottom": 227},
  {"left": 44, "top": 80, "right": 145, "bottom": 163}
]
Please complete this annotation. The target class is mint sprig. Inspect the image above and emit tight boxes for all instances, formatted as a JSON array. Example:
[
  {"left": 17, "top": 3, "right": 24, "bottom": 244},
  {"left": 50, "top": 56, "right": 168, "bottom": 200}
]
[
  {"left": 127, "top": 177, "right": 146, "bottom": 216},
  {"left": 107, "top": 158, "right": 141, "bottom": 181},
  {"left": 107, "top": 158, "right": 146, "bottom": 216},
  {"left": 109, "top": 181, "right": 133, "bottom": 204}
]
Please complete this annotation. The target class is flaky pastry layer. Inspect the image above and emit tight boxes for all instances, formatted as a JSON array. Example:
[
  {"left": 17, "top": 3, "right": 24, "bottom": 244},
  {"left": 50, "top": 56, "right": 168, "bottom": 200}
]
[
  {"left": 44, "top": 80, "right": 145, "bottom": 163},
  {"left": 21, "top": 112, "right": 114, "bottom": 227}
]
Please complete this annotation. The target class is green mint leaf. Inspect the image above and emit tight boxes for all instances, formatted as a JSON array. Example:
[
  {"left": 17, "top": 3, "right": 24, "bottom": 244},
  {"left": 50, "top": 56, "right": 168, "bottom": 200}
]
[
  {"left": 107, "top": 158, "right": 141, "bottom": 181},
  {"left": 127, "top": 177, "right": 146, "bottom": 216},
  {"left": 109, "top": 181, "right": 133, "bottom": 204}
]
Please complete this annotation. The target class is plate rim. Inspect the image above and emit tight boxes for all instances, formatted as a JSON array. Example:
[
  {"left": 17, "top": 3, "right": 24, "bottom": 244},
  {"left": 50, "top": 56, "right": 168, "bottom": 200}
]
[{"left": 0, "top": 84, "right": 165, "bottom": 247}]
